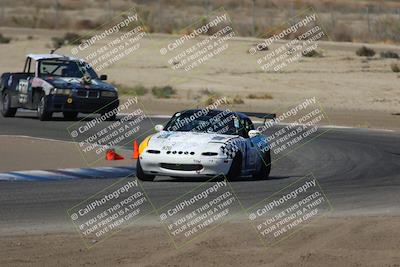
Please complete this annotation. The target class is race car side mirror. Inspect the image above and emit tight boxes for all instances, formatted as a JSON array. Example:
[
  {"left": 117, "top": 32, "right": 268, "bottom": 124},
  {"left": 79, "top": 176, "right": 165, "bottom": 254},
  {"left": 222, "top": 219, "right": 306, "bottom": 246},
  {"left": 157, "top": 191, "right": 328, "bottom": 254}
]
[
  {"left": 248, "top": 130, "right": 261, "bottom": 138},
  {"left": 100, "top": 74, "right": 107, "bottom": 80},
  {"left": 155, "top": 124, "right": 164, "bottom": 132}
]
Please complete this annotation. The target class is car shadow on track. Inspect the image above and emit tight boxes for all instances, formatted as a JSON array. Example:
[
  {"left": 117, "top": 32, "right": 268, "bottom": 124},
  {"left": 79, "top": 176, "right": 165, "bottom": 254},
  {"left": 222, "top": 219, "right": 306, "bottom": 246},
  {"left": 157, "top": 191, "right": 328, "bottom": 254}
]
[
  {"left": 154, "top": 175, "right": 293, "bottom": 183},
  {"left": 15, "top": 114, "right": 141, "bottom": 122},
  {"left": 15, "top": 115, "right": 96, "bottom": 122}
]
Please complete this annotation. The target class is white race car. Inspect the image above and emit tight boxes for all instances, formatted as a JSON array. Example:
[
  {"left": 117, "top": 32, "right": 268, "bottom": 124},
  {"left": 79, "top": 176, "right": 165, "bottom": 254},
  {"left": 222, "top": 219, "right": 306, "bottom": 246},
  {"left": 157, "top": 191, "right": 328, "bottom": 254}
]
[{"left": 136, "top": 109, "right": 273, "bottom": 181}]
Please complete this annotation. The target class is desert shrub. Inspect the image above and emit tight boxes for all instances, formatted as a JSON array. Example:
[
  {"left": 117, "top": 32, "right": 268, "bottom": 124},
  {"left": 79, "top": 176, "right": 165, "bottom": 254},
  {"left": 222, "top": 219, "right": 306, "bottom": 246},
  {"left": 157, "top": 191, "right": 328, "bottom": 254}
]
[
  {"left": 199, "top": 88, "right": 215, "bottom": 96},
  {"left": 231, "top": 95, "right": 244, "bottom": 104},
  {"left": 302, "top": 49, "right": 322, "bottom": 57},
  {"left": 51, "top": 32, "right": 83, "bottom": 48},
  {"left": 332, "top": 23, "right": 353, "bottom": 42},
  {"left": 250, "top": 43, "right": 268, "bottom": 52},
  {"left": 204, "top": 94, "right": 222, "bottom": 105},
  {"left": 247, "top": 93, "right": 273, "bottom": 100},
  {"left": 233, "top": 95, "right": 244, "bottom": 105},
  {"left": 390, "top": 63, "right": 400, "bottom": 73},
  {"left": 63, "top": 32, "right": 82, "bottom": 45},
  {"left": 51, "top": 37, "right": 64, "bottom": 48},
  {"left": 75, "top": 19, "right": 100, "bottom": 30},
  {"left": 380, "top": 51, "right": 399, "bottom": 59},
  {"left": 112, "top": 83, "right": 148, "bottom": 96},
  {"left": 356, "top": 46, "right": 375, "bottom": 57},
  {"left": 204, "top": 96, "right": 215, "bottom": 105},
  {"left": 152, "top": 85, "right": 176, "bottom": 98},
  {"left": 0, "top": 33, "right": 11, "bottom": 44}
]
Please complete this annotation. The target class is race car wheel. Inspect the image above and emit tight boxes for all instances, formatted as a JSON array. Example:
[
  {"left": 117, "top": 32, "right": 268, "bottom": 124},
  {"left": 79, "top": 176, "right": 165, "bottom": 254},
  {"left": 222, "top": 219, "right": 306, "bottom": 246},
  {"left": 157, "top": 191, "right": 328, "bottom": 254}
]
[
  {"left": 63, "top": 112, "right": 78, "bottom": 121},
  {"left": 136, "top": 159, "right": 155, "bottom": 181},
  {"left": 253, "top": 150, "right": 271, "bottom": 180},
  {"left": 226, "top": 153, "right": 242, "bottom": 181},
  {"left": 1, "top": 90, "right": 17, "bottom": 117},
  {"left": 37, "top": 95, "right": 52, "bottom": 121}
]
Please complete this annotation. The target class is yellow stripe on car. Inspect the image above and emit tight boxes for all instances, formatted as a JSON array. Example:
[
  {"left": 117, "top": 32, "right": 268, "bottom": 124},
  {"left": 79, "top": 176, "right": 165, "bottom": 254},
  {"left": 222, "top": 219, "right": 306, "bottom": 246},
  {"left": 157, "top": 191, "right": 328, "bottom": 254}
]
[{"left": 139, "top": 135, "right": 152, "bottom": 155}]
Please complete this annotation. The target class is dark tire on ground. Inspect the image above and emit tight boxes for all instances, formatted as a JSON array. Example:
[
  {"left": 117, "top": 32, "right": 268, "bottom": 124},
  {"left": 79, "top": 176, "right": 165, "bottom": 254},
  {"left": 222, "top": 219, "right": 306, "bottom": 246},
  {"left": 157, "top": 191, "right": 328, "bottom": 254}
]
[
  {"left": 136, "top": 159, "right": 155, "bottom": 181},
  {"left": 253, "top": 150, "right": 271, "bottom": 180},
  {"left": 1, "top": 90, "right": 17, "bottom": 117},
  {"left": 37, "top": 95, "right": 52, "bottom": 121},
  {"left": 103, "top": 113, "right": 116, "bottom": 121},
  {"left": 226, "top": 153, "right": 242, "bottom": 181},
  {"left": 63, "top": 112, "right": 78, "bottom": 121}
]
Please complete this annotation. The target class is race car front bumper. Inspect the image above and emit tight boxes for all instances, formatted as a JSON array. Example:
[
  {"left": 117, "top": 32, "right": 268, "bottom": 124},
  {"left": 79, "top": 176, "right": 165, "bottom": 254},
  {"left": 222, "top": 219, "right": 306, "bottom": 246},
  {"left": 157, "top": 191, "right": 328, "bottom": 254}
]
[
  {"left": 139, "top": 152, "right": 232, "bottom": 178},
  {"left": 46, "top": 95, "right": 119, "bottom": 114}
]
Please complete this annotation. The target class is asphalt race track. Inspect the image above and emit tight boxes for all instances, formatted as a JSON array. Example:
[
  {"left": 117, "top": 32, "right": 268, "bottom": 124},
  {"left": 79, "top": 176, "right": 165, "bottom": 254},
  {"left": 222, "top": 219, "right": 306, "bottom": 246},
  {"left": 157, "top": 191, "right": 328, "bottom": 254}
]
[{"left": 0, "top": 110, "right": 399, "bottom": 231}]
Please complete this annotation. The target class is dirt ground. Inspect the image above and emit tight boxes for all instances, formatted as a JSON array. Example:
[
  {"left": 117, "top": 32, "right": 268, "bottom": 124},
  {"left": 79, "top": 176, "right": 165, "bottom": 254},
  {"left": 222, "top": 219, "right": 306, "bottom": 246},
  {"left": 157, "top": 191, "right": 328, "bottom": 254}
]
[{"left": 1, "top": 215, "right": 399, "bottom": 267}]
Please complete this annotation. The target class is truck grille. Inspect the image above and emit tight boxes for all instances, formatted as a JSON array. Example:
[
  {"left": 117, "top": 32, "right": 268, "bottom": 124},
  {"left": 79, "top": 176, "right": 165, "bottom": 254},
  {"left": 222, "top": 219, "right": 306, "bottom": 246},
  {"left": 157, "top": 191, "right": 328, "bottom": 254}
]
[
  {"left": 160, "top": 163, "right": 203, "bottom": 171},
  {"left": 76, "top": 90, "right": 99, "bottom": 98}
]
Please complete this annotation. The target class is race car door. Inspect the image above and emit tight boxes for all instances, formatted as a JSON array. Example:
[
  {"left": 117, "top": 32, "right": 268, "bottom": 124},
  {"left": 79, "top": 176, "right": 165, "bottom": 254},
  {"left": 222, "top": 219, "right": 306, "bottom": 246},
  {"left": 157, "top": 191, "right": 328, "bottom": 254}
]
[{"left": 16, "top": 57, "right": 34, "bottom": 108}]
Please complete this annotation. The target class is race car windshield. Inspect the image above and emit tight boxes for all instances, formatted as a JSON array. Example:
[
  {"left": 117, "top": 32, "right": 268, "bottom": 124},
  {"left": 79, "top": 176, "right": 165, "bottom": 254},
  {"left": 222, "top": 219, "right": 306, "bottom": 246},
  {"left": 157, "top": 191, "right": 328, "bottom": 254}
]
[
  {"left": 38, "top": 59, "right": 98, "bottom": 79},
  {"left": 165, "top": 110, "right": 240, "bottom": 135}
]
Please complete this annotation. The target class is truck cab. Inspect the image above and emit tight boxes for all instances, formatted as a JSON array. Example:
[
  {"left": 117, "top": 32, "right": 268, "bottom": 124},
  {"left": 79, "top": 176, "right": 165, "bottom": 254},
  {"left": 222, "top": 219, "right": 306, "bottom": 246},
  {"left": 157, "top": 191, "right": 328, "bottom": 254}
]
[{"left": 0, "top": 54, "right": 119, "bottom": 121}]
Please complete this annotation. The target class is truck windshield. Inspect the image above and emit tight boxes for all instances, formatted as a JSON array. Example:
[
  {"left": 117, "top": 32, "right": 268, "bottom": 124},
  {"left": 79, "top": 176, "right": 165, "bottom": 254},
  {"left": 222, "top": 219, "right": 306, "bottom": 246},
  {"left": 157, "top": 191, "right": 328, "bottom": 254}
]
[{"left": 38, "top": 59, "right": 98, "bottom": 79}]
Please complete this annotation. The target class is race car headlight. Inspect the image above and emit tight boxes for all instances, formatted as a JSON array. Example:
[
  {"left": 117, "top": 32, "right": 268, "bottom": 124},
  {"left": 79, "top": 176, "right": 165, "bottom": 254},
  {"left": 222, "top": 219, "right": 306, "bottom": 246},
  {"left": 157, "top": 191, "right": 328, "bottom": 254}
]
[
  {"left": 101, "top": 91, "right": 118, "bottom": 97},
  {"left": 52, "top": 88, "right": 72, "bottom": 95},
  {"left": 201, "top": 152, "right": 218, "bottom": 156}
]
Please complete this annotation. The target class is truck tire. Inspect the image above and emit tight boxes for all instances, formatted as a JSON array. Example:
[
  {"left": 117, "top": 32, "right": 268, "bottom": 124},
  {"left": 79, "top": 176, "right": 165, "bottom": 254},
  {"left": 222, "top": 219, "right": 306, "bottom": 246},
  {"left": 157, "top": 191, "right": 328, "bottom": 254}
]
[
  {"left": 63, "top": 112, "right": 78, "bottom": 120},
  {"left": 1, "top": 90, "right": 17, "bottom": 117},
  {"left": 103, "top": 113, "right": 116, "bottom": 121},
  {"left": 37, "top": 95, "right": 52, "bottom": 121}
]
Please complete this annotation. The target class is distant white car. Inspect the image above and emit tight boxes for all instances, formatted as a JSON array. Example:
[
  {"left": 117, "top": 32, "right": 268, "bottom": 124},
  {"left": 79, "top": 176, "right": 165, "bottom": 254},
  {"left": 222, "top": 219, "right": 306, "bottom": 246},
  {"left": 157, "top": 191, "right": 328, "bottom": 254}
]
[{"left": 136, "top": 109, "right": 273, "bottom": 181}]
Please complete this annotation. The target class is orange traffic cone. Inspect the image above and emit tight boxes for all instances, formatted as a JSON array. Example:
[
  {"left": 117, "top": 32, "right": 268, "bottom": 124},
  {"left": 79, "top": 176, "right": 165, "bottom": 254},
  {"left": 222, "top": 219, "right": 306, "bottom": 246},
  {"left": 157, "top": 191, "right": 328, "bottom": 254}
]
[
  {"left": 132, "top": 140, "right": 139, "bottom": 159},
  {"left": 105, "top": 148, "right": 125, "bottom": 161}
]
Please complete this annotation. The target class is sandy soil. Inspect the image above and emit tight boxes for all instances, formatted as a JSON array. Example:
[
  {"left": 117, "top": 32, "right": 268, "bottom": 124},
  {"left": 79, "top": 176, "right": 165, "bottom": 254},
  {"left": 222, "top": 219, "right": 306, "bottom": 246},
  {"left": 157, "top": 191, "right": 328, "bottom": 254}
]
[
  {"left": 0, "top": 136, "right": 133, "bottom": 172},
  {"left": 1, "top": 215, "right": 399, "bottom": 267},
  {"left": 0, "top": 27, "right": 399, "bottom": 130}
]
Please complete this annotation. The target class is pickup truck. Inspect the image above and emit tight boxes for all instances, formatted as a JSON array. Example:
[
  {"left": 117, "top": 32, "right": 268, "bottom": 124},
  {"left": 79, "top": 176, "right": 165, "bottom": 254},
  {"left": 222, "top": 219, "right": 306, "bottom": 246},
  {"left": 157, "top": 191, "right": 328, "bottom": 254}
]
[{"left": 0, "top": 54, "right": 119, "bottom": 121}]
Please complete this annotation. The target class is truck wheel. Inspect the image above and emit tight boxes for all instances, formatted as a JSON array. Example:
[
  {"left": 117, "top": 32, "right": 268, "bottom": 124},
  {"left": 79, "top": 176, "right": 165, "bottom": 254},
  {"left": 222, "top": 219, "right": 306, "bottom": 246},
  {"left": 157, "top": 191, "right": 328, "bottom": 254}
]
[
  {"left": 1, "top": 91, "right": 17, "bottom": 117},
  {"left": 63, "top": 112, "right": 78, "bottom": 121},
  {"left": 103, "top": 113, "right": 116, "bottom": 121},
  {"left": 226, "top": 153, "right": 242, "bottom": 181},
  {"left": 253, "top": 150, "right": 271, "bottom": 180},
  {"left": 136, "top": 159, "right": 155, "bottom": 181},
  {"left": 37, "top": 95, "right": 52, "bottom": 121}
]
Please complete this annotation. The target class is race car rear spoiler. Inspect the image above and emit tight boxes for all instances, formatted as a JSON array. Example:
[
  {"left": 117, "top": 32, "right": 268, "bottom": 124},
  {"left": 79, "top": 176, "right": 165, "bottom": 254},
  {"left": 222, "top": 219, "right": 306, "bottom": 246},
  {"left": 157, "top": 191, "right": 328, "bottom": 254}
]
[{"left": 240, "top": 112, "right": 276, "bottom": 123}]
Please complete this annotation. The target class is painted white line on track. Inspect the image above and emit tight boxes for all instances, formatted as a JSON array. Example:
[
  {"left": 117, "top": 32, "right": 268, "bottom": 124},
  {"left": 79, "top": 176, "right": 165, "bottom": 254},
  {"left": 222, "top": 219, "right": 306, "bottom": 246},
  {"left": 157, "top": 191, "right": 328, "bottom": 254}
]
[{"left": 0, "top": 166, "right": 136, "bottom": 182}]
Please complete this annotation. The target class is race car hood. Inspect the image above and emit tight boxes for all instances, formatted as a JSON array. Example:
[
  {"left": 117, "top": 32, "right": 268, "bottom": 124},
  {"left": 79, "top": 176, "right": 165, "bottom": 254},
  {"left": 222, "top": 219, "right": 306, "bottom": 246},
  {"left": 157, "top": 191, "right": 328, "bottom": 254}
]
[
  {"left": 148, "top": 131, "right": 238, "bottom": 153},
  {"left": 41, "top": 77, "right": 115, "bottom": 91}
]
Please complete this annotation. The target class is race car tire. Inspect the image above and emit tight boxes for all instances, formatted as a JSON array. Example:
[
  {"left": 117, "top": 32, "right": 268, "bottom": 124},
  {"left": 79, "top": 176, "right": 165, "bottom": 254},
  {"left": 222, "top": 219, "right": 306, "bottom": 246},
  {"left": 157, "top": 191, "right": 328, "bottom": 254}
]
[
  {"left": 37, "top": 95, "right": 52, "bottom": 121},
  {"left": 253, "top": 150, "right": 271, "bottom": 180},
  {"left": 226, "top": 153, "right": 242, "bottom": 181},
  {"left": 136, "top": 159, "right": 155, "bottom": 181},
  {"left": 1, "top": 90, "right": 17, "bottom": 117},
  {"left": 63, "top": 112, "right": 78, "bottom": 120}
]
